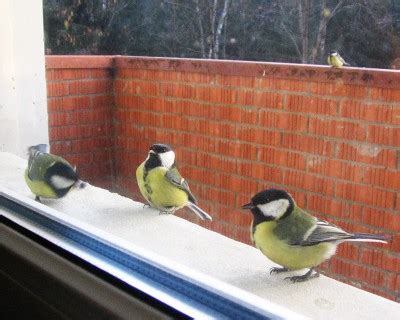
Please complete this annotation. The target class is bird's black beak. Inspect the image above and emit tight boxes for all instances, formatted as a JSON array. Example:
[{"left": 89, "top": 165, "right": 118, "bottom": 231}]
[{"left": 242, "top": 203, "right": 254, "bottom": 210}]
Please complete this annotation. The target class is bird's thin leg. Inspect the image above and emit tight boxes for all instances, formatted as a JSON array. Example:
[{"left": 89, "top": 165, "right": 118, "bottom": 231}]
[
  {"left": 285, "top": 268, "right": 319, "bottom": 283},
  {"left": 35, "top": 196, "right": 42, "bottom": 203},
  {"left": 269, "top": 267, "right": 289, "bottom": 275}
]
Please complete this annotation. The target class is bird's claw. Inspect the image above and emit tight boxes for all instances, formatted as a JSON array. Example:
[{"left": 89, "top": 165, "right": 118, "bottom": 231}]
[
  {"left": 269, "top": 267, "right": 289, "bottom": 275},
  {"left": 143, "top": 204, "right": 150, "bottom": 209},
  {"left": 285, "top": 270, "right": 319, "bottom": 283}
]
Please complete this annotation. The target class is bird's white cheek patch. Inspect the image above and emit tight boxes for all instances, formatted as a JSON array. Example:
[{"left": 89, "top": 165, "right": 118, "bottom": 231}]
[
  {"left": 159, "top": 151, "right": 175, "bottom": 169},
  {"left": 51, "top": 175, "right": 75, "bottom": 189},
  {"left": 257, "top": 199, "right": 290, "bottom": 219}
]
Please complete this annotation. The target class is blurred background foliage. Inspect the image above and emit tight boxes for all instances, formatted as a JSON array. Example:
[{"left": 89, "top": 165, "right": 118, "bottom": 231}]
[{"left": 44, "top": 0, "right": 400, "bottom": 69}]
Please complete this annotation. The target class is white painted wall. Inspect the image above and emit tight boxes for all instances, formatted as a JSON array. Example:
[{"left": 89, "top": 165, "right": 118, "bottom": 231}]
[{"left": 0, "top": 0, "right": 48, "bottom": 157}]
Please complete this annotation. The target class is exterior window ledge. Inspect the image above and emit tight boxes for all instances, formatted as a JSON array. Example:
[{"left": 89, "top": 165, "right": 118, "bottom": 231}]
[{"left": 1, "top": 152, "right": 399, "bottom": 319}]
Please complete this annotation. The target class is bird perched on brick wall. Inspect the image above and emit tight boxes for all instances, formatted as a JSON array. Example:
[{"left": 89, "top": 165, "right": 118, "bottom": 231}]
[
  {"left": 327, "top": 50, "right": 350, "bottom": 68},
  {"left": 136, "top": 143, "right": 212, "bottom": 221},
  {"left": 242, "top": 188, "right": 390, "bottom": 282},
  {"left": 25, "top": 144, "right": 86, "bottom": 202}
]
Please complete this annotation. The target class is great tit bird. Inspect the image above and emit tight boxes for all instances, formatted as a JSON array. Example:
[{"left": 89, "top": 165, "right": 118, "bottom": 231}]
[
  {"left": 25, "top": 144, "right": 85, "bottom": 202},
  {"left": 242, "top": 189, "right": 389, "bottom": 282},
  {"left": 327, "top": 50, "right": 350, "bottom": 68},
  {"left": 136, "top": 143, "right": 212, "bottom": 221}
]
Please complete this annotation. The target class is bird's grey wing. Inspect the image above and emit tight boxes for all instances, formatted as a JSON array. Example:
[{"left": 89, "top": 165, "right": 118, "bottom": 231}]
[
  {"left": 296, "top": 218, "right": 352, "bottom": 246},
  {"left": 338, "top": 55, "right": 350, "bottom": 66},
  {"left": 165, "top": 167, "right": 197, "bottom": 204},
  {"left": 28, "top": 153, "right": 56, "bottom": 180}
]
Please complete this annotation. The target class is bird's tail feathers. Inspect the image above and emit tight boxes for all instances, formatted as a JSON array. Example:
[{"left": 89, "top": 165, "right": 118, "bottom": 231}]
[
  {"left": 348, "top": 233, "right": 390, "bottom": 244},
  {"left": 343, "top": 62, "right": 351, "bottom": 66},
  {"left": 187, "top": 202, "right": 212, "bottom": 221}
]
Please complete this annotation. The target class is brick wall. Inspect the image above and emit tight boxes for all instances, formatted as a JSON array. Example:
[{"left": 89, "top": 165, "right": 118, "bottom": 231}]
[
  {"left": 46, "top": 56, "right": 400, "bottom": 301},
  {"left": 46, "top": 56, "right": 114, "bottom": 188}
]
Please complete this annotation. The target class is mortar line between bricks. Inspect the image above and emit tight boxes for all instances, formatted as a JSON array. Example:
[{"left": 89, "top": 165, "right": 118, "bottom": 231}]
[
  {"left": 115, "top": 122, "right": 400, "bottom": 162},
  {"left": 115, "top": 113, "right": 399, "bottom": 150},
  {"left": 115, "top": 93, "right": 400, "bottom": 128},
  {"left": 47, "top": 77, "right": 113, "bottom": 84},
  {"left": 114, "top": 76, "right": 400, "bottom": 105}
]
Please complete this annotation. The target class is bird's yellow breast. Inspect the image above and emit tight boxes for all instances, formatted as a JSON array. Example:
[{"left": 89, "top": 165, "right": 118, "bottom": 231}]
[
  {"left": 24, "top": 169, "right": 58, "bottom": 198},
  {"left": 253, "top": 221, "right": 336, "bottom": 270},
  {"left": 136, "top": 163, "right": 189, "bottom": 210},
  {"left": 328, "top": 55, "right": 343, "bottom": 68}
]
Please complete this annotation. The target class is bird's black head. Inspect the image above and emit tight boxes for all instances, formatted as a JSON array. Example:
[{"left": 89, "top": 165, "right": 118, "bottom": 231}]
[
  {"left": 329, "top": 50, "right": 338, "bottom": 56},
  {"left": 145, "top": 143, "right": 175, "bottom": 170},
  {"left": 242, "top": 189, "right": 295, "bottom": 224},
  {"left": 150, "top": 143, "right": 172, "bottom": 154}
]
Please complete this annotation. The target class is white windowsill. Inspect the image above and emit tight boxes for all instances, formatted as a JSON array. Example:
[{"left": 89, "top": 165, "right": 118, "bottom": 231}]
[{"left": 0, "top": 152, "right": 399, "bottom": 319}]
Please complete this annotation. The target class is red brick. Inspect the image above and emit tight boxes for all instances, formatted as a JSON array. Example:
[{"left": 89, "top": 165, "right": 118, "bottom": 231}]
[
  {"left": 367, "top": 125, "right": 400, "bottom": 146},
  {"left": 237, "top": 90, "right": 284, "bottom": 109},
  {"left": 361, "top": 248, "right": 400, "bottom": 272},
  {"left": 161, "top": 82, "right": 195, "bottom": 99},
  {"left": 307, "top": 158, "right": 366, "bottom": 183},
  {"left": 391, "top": 106, "right": 400, "bottom": 125},
  {"left": 309, "top": 82, "right": 367, "bottom": 98},
  {"left": 116, "top": 68, "right": 145, "bottom": 79},
  {"left": 282, "top": 134, "right": 333, "bottom": 156},
  {"left": 257, "top": 78, "right": 308, "bottom": 92},
  {"left": 216, "top": 106, "right": 258, "bottom": 124},
  {"left": 283, "top": 170, "right": 335, "bottom": 195},
  {"left": 363, "top": 168, "right": 400, "bottom": 190},
  {"left": 330, "top": 258, "right": 386, "bottom": 286},
  {"left": 48, "top": 96, "right": 91, "bottom": 112},
  {"left": 337, "top": 142, "right": 397, "bottom": 168},
  {"left": 196, "top": 86, "right": 237, "bottom": 104},
  {"left": 389, "top": 234, "right": 400, "bottom": 251},
  {"left": 179, "top": 118, "right": 228, "bottom": 138},
  {"left": 370, "top": 87, "right": 400, "bottom": 102},
  {"left": 48, "top": 113, "right": 69, "bottom": 127},
  {"left": 339, "top": 100, "right": 394, "bottom": 123},
  {"left": 259, "top": 111, "right": 308, "bottom": 132},
  {"left": 50, "top": 141, "right": 72, "bottom": 155},
  {"left": 237, "top": 162, "right": 283, "bottom": 184},
  {"left": 211, "top": 173, "right": 260, "bottom": 194},
  {"left": 287, "top": 95, "right": 338, "bottom": 115},
  {"left": 91, "top": 69, "right": 111, "bottom": 79},
  {"left": 181, "top": 72, "right": 213, "bottom": 83},
  {"left": 309, "top": 118, "right": 367, "bottom": 141},
  {"left": 215, "top": 74, "right": 255, "bottom": 87},
  {"left": 387, "top": 273, "right": 400, "bottom": 292},
  {"left": 396, "top": 193, "right": 400, "bottom": 211},
  {"left": 306, "top": 194, "right": 363, "bottom": 222},
  {"left": 92, "top": 95, "right": 114, "bottom": 108},
  {"left": 47, "top": 82, "right": 69, "bottom": 97},
  {"left": 59, "top": 69, "right": 93, "bottom": 80},
  {"left": 190, "top": 184, "right": 235, "bottom": 207},
  {"left": 69, "top": 79, "right": 112, "bottom": 95},
  {"left": 362, "top": 207, "right": 400, "bottom": 232},
  {"left": 146, "top": 70, "right": 181, "bottom": 82},
  {"left": 336, "top": 181, "right": 395, "bottom": 209},
  {"left": 336, "top": 242, "right": 360, "bottom": 261},
  {"left": 259, "top": 147, "right": 306, "bottom": 170},
  {"left": 215, "top": 141, "right": 258, "bottom": 160},
  {"left": 114, "top": 80, "right": 159, "bottom": 96},
  {"left": 236, "top": 127, "right": 280, "bottom": 145},
  {"left": 216, "top": 205, "right": 252, "bottom": 227}
]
